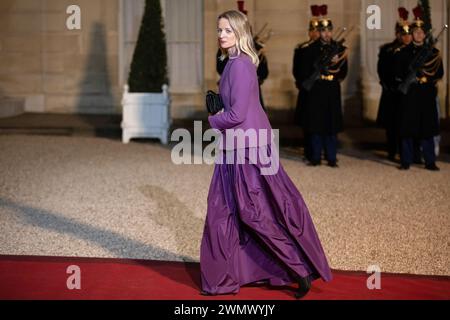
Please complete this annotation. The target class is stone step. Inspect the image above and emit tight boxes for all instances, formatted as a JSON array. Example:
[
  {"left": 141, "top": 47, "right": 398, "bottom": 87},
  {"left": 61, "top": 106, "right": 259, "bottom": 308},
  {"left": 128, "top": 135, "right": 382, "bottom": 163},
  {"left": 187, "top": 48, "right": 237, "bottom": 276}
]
[{"left": 0, "top": 97, "right": 25, "bottom": 119}]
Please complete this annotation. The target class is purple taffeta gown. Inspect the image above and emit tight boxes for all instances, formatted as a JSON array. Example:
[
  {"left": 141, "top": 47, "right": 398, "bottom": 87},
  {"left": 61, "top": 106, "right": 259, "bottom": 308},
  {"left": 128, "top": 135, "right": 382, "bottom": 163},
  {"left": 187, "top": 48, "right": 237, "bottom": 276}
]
[{"left": 200, "top": 53, "right": 332, "bottom": 295}]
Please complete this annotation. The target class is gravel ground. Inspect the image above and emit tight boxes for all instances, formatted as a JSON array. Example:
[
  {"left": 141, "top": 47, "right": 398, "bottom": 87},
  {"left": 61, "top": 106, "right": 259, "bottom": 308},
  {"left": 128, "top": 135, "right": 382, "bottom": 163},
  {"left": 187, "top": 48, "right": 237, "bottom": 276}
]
[{"left": 0, "top": 134, "right": 449, "bottom": 276}]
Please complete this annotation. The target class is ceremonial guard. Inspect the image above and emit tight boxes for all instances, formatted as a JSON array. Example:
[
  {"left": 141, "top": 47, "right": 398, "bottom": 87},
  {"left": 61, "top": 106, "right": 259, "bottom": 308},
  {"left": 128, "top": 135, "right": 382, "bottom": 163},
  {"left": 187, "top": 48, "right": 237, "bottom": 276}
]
[
  {"left": 216, "top": 1, "right": 269, "bottom": 110},
  {"left": 376, "top": 8, "right": 412, "bottom": 161},
  {"left": 394, "top": 6, "right": 444, "bottom": 171},
  {"left": 293, "top": 5, "right": 321, "bottom": 162},
  {"left": 297, "top": 5, "right": 348, "bottom": 167}
]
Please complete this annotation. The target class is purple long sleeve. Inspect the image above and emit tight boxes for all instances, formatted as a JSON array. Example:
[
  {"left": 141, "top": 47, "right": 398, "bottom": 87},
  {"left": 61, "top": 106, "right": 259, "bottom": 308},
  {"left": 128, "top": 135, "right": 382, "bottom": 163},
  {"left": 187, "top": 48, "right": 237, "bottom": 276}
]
[{"left": 208, "top": 59, "right": 254, "bottom": 130}]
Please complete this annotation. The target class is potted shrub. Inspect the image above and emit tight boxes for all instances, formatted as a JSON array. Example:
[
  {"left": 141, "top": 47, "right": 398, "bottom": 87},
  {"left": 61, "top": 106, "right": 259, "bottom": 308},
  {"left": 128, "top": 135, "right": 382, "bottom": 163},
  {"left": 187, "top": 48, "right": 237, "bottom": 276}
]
[{"left": 121, "top": 0, "right": 171, "bottom": 144}]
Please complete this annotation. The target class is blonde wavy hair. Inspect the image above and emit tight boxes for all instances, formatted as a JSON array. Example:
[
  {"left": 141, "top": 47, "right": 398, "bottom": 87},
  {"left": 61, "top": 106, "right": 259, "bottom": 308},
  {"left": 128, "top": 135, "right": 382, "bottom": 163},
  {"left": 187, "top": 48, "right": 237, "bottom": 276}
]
[{"left": 218, "top": 10, "right": 259, "bottom": 66}]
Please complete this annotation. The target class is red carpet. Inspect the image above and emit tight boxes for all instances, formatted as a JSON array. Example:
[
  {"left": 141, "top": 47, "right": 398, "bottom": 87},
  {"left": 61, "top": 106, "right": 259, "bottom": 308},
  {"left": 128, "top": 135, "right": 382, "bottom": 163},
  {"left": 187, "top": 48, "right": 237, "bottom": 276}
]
[{"left": 0, "top": 255, "right": 448, "bottom": 300}]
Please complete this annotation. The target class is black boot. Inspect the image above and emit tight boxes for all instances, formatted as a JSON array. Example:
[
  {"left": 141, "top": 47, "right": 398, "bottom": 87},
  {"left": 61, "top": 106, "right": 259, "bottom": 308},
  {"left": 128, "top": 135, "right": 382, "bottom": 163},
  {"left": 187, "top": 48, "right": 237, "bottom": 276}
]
[
  {"left": 294, "top": 276, "right": 311, "bottom": 299},
  {"left": 308, "top": 160, "right": 320, "bottom": 167},
  {"left": 327, "top": 160, "right": 338, "bottom": 168},
  {"left": 425, "top": 163, "right": 440, "bottom": 171}
]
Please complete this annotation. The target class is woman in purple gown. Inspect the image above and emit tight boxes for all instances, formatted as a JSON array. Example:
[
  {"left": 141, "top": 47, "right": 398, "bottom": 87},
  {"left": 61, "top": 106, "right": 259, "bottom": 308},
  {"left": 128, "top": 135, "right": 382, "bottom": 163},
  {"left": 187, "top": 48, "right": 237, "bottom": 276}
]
[{"left": 200, "top": 10, "right": 332, "bottom": 299}]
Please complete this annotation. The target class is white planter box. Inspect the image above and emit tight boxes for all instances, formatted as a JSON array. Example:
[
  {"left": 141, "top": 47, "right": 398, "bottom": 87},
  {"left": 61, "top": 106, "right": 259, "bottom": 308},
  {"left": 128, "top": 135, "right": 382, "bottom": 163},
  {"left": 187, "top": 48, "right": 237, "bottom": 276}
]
[{"left": 121, "top": 84, "right": 171, "bottom": 144}]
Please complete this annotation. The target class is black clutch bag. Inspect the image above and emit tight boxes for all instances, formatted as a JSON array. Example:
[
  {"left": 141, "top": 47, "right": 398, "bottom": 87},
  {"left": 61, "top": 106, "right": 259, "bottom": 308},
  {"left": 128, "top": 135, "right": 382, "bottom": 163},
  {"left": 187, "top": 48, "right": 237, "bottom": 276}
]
[{"left": 206, "top": 90, "right": 224, "bottom": 115}]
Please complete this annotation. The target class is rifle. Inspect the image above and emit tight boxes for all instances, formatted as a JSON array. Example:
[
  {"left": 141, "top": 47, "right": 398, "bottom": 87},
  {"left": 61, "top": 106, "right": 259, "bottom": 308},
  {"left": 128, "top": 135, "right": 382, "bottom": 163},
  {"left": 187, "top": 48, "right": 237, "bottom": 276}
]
[
  {"left": 253, "top": 23, "right": 273, "bottom": 53},
  {"left": 258, "top": 29, "right": 275, "bottom": 45},
  {"left": 301, "top": 27, "right": 352, "bottom": 91},
  {"left": 254, "top": 23, "right": 268, "bottom": 41},
  {"left": 398, "top": 24, "right": 448, "bottom": 95}
]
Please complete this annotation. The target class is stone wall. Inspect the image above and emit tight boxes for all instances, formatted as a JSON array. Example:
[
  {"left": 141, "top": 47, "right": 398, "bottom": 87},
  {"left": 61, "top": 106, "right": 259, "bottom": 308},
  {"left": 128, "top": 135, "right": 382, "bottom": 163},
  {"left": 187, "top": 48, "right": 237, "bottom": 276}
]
[
  {"left": 0, "top": 0, "right": 121, "bottom": 115},
  {"left": 0, "top": 0, "right": 448, "bottom": 120},
  {"left": 447, "top": 1, "right": 450, "bottom": 119}
]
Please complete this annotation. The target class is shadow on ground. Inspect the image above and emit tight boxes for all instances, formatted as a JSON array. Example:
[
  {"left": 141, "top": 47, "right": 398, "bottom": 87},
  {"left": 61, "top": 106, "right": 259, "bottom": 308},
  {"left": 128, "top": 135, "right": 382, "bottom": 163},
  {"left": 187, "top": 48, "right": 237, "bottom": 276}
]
[{"left": 0, "top": 197, "right": 202, "bottom": 290}]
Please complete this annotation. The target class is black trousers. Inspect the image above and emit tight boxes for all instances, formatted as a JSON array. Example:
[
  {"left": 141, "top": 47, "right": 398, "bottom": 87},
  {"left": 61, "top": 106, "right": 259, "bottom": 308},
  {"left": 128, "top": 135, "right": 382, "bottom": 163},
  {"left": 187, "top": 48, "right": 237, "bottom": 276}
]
[
  {"left": 386, "top": 127, "right": 399, "bottom": 158},
  {"left": 303, "top": 131, "right": 312, "bottom": 161},
  {"left": 401, "top": 138, "right": 436, "bottom": 166},
  {"left": 310, "top": 134, "right": 337, "bottom": 163}
]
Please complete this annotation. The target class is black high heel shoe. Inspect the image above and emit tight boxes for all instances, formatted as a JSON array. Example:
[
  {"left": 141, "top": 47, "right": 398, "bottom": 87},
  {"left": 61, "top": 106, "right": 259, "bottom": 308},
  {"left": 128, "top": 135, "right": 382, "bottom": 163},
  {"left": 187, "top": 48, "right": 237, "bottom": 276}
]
[
  {"left": 294, "top": 276, "right": 311, "bottom": 299},
  {"left": 200, "top": 290, "right": 237, "bottom": 297}
]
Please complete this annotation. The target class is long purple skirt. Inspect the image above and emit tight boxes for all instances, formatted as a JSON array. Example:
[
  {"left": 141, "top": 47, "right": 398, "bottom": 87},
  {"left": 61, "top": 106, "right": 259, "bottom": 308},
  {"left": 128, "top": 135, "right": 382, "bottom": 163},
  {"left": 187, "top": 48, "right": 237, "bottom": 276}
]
[{"left": 200, "top": 147, "right": 332, "bottom": 295}]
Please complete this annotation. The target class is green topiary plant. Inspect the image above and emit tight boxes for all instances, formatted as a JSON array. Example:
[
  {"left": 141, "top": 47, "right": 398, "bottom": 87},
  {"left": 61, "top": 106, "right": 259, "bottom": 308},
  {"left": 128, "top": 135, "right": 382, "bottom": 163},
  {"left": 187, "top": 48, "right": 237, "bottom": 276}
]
[{"left": 128, "top": 0, "right": 169, "bottom": 93}]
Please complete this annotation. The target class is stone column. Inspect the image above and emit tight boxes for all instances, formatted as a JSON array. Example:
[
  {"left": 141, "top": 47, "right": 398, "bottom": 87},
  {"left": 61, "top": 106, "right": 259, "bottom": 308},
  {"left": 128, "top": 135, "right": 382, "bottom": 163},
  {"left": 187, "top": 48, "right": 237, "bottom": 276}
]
[{"left": 447, "top": 0, "right": 450, "bottom": 118}]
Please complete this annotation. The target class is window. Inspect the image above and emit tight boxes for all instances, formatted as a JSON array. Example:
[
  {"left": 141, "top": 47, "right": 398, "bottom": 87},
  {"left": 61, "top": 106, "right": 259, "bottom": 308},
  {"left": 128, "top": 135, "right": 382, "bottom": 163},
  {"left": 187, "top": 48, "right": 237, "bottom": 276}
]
[
  {"left": 164, "top": 0, "right": 203, "bottom": 93},
  {"left": 119, "top": 0, "right": 203, "bottom": 93}
]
